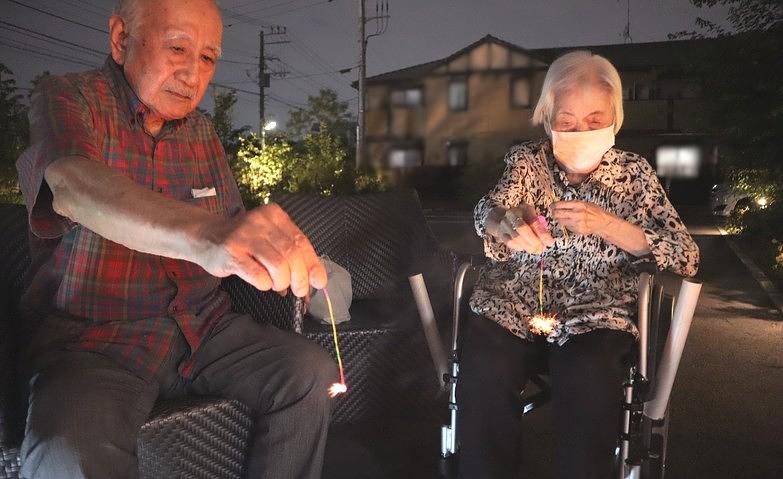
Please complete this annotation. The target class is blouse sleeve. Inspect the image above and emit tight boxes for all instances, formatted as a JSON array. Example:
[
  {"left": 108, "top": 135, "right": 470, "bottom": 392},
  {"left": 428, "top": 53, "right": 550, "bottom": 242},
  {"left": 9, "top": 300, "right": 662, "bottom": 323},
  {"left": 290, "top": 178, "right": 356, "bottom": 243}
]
[
  {"left": 474, "top": 146, "right": 535, "bottom": 261},
  {"left": 627, "top": 159, "right": 700, "bottom": 277}
]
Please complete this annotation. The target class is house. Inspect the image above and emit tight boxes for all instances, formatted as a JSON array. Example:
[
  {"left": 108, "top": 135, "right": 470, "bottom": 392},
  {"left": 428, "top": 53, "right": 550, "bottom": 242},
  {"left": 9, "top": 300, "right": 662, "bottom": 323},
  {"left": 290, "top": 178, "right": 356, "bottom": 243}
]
[{"left": 363, "top": 35, "right": 725, "bottom": 202}]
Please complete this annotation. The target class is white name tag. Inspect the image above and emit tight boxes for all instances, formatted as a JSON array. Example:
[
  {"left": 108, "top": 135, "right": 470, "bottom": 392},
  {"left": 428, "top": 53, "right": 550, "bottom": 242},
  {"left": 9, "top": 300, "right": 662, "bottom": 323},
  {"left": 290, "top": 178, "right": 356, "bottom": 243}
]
[{"left": 191, "top": 187, "right": 217, "bottom": 199}]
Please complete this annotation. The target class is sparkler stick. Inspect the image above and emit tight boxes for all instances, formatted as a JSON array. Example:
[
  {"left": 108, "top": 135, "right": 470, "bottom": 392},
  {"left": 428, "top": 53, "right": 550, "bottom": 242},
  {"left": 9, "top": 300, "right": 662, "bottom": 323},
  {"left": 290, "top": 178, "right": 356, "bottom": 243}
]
[
  {"left": 538, "top": 255, "right": 544, "bottom": 315},
  {"left": 323, "top": 287, "right": 347, "bottom": 397}
]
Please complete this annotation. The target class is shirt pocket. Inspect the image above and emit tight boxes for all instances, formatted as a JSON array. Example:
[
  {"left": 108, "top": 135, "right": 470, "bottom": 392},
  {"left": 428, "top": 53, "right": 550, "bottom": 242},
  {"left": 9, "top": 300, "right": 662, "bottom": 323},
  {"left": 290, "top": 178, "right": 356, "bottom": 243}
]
[{"left": 186, "top": 192, "right": 225, "bottom": 215}]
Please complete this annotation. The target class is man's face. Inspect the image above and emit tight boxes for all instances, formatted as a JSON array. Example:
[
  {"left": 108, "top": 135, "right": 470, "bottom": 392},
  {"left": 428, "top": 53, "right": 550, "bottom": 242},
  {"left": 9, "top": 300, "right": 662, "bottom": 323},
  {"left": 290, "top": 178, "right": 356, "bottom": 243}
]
[{"left": 111, "top": 0, "right": 222, "bottom": 121}]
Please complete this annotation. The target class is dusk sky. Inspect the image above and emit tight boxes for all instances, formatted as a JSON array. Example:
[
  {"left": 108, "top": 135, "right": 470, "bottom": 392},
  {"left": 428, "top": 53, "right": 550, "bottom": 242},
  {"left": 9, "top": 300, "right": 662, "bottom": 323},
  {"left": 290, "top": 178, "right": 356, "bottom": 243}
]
[{"left": 2, "top": 0, "right": 729, "bottom": 130}]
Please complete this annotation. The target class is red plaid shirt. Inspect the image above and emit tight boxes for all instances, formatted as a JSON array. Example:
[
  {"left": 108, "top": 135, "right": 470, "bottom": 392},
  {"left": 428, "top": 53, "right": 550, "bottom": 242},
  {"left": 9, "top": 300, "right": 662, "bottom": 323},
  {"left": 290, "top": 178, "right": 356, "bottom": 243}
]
[{"left": 16, "top": 57, "right": 245, "bottom": 379}]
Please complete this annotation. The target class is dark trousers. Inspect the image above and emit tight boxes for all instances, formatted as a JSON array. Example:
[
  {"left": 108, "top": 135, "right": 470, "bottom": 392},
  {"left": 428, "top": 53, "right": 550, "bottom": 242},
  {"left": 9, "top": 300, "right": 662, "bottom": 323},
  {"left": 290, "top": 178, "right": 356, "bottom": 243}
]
[
  {"left": 456, "top": 314, "right": 633, "bottom": 479},
  {"left": 19, "top": 312, "right": 338, "bottom": 479}
]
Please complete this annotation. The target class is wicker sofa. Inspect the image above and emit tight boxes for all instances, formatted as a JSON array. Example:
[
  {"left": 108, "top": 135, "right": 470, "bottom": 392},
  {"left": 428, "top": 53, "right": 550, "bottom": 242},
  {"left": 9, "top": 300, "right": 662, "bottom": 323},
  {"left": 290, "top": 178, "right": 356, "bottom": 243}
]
[{"left": 0, "top": 190, "right": 453, "bottom": 479}]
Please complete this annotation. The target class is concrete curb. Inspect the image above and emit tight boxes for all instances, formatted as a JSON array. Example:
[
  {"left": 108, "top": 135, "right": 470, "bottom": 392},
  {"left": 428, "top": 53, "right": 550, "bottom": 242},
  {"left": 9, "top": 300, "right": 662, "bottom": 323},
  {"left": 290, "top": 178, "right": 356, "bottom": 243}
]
[{"left": 718, "top": 226, "right": 783, "bottom": 314}]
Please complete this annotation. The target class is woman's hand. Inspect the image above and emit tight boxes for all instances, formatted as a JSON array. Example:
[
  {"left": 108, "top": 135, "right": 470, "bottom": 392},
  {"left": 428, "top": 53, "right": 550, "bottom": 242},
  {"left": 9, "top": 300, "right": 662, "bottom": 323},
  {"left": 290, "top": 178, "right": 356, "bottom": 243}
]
[
  {"left": 551, "top": 200, "right": 614, "bottom": 236},
  {"left": 485, "top": 205, "right": 554, "bottom": 255}
]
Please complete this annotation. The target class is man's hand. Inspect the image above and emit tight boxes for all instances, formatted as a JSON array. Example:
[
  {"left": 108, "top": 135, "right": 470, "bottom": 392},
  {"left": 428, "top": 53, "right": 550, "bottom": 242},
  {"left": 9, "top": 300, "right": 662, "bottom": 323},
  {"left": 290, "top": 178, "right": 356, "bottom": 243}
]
[
  {"left": 198, "top": 203, "right": 326, "bottom": 298},
  {"left": 485, "top": 205, "right": 554, "bottom": 255},
  {"left": 551, "top": 200, "right": 613, "bottom": 236}
]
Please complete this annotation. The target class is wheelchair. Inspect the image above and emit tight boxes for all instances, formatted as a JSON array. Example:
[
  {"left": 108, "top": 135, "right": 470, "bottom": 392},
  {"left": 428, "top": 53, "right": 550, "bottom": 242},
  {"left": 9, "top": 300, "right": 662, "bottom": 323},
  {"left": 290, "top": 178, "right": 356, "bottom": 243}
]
[{"left": 438, "top": 259, "right": 702, "bottom": 479}]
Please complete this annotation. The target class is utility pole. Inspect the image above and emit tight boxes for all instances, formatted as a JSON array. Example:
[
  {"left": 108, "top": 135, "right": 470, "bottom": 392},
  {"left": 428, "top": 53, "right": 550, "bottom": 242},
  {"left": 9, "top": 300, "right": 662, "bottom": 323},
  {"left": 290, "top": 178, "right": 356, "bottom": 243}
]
[
  {"left": 259, "top": 30, "right": 266, "bottom": 135},
  {"left": 357, "top": 0, "right": 366, "bottom": 169},
  {"left": 258, "top": 26, "right": 289, "bottom": 144},
  {"left": 356, "top": 0, "right": 389, "bottom": 169}
]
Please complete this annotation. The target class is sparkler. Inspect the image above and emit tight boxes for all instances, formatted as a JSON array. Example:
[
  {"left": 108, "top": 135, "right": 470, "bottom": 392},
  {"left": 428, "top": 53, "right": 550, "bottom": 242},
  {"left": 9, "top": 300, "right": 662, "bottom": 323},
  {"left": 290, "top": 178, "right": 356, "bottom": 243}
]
[
  {"left": 323, "top": 287, "right": 347, "bottom": 398},
  {"left": 527, "top": 215, "right": 560, "bottom": 336}
]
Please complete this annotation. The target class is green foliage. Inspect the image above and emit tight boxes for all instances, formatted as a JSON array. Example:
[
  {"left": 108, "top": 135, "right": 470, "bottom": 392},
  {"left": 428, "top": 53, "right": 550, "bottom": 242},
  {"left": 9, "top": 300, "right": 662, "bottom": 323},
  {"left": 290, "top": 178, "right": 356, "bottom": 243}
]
[
  {"left": 673, "top": 0, "right": 782, "bottom": 36},
  {"left": 285, "top": 89, "right": 355, "bottom": 143},
  {"left": 0, "top": 64, "right": 28, "bottom": 204},
  {"left": 202, "top": 87, "right": 251, "bottom": 168},
  {"left": 676, "top": 2, "right": 782, "bottom": 278},
  {"left": 282, "top": 130, "right": 347, "bottom": 195},
  {"left": 232, "top": 128, "right": 389, "bottom": 207},
  {"left": 233, "top": 133, "right": 288, "bottom": 207}
]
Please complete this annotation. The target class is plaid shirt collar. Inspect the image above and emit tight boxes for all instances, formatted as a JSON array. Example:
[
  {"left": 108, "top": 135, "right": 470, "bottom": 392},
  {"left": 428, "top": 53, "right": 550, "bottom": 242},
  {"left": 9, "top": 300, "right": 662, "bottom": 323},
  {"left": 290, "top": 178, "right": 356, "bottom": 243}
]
[{"left": 102, "top": 56, "right": 193, "bottom": 134}]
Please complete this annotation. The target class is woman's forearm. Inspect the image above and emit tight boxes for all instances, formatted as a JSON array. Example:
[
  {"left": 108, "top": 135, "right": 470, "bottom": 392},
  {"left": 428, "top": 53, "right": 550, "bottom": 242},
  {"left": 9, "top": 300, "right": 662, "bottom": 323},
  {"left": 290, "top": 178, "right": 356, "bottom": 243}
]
[{"left": 596, "top": 212, "right": 651, "bottom": 257}]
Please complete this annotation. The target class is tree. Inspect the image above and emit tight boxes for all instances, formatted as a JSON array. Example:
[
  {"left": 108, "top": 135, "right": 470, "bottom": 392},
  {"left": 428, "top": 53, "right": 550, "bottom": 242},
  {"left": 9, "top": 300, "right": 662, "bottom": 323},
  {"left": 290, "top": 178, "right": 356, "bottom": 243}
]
[
  {"left": 283, "top": 131, "right": 348, "bottom": 195},
  {"left": 202, "top": 87, "right": 250, "bottom": 168},
  {"left": 232, "top": 132, "right": 290, "bottom": 207},
  {"left": 671, "top": 0, "right": 781, "bottom": 37},
  {"left": 678, "top": 1, "right": 783, "bottom": 276},
  {"left": 285, "top": 89, "right": 355, "bottom": 144},
  {"left": 0, "top": 64, "right": 28, "bottom": 203},
  {"left": 673, "top": 1, "right": 782, "bottom": 172}
]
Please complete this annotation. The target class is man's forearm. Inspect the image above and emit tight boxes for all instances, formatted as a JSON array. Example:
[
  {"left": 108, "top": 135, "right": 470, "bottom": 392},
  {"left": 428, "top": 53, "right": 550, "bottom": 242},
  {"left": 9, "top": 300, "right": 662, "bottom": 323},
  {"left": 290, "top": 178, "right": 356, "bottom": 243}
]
[
  {"left": 45, "top": 156, "right": 217, "bottom": 264},
  {"left": 597, "top": 213, "right": 651, "bottom": 257}
]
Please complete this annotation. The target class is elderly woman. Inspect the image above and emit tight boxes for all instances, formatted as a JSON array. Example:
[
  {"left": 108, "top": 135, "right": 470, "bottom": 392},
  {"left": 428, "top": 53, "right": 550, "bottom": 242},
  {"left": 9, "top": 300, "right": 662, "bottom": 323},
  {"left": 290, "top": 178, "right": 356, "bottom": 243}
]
[{"left": 456, "top": 51, "right": 699, "bottom": 479}]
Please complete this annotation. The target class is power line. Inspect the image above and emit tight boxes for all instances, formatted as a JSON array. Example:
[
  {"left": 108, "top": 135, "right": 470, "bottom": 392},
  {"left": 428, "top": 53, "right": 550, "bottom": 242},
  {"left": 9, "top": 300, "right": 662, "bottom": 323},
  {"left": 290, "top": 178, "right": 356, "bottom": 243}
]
[
  {"left": 0, "top": 20, "right": 106, "bottom": 56},
  {"left": 7, "top": 0, "right": 109, "bottom": 34},
  {"left": 210, "top": 80, "right": 305, "bottom": 110},
  {"left": 0, "top": 39, "right": 99, "bottom": 68},
  {"left": 236, "top": 0, "right": 304, "bottom": 15},
  {"left": 263, "top": 0, "right": 335, "bottom": 18}
]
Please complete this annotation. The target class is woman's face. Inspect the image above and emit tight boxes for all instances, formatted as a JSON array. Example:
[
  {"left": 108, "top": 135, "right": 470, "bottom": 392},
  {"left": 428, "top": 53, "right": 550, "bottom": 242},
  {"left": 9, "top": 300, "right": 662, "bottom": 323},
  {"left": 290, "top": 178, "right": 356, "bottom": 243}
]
[{"left": 552, "top": 84, "right": 613, "bottom": 132}]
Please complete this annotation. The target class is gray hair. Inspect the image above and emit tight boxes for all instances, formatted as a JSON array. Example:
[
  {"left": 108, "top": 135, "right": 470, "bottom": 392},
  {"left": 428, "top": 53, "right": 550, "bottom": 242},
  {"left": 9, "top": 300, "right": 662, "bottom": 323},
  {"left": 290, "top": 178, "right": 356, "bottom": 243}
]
[
  {"left": 532, "top": 50, "right": 624, "bottom": 137},
  {"left": 113, "top": 0, "right": 145, "bottom": 31},
  {"left": 114, "top": 0, "right": 222, "bottom": 32}
]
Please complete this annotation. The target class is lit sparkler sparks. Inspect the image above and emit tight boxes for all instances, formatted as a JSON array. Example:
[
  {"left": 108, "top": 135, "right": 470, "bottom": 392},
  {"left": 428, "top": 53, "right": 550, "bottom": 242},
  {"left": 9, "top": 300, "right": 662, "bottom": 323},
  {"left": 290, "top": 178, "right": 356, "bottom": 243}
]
[
  {"left": 528, "top": 313, "right": 559, "bottom": 335},
  {"left": 323, "top": 287, "right": 347, "bottom": 398}
]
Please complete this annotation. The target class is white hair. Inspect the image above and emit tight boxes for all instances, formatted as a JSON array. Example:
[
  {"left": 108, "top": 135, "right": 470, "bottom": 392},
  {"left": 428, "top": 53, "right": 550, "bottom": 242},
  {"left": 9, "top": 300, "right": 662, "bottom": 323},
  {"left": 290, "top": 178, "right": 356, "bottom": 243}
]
[
  {"left": 114, "top": 0, "right": 221, "bottom": 32},
  {"left": 114, "top": 0, "right": 145, "bottom": 31},
  {"left": 532, "top": 50, "right": 624, "bottom": 137}
]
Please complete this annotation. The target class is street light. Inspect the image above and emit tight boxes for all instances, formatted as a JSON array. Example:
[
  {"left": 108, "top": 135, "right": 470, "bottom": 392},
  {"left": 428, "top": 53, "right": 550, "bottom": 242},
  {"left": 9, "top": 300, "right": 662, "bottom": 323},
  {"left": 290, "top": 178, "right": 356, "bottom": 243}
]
[{"left": 261, "top": 119, "right": 277, "bottom": 148}]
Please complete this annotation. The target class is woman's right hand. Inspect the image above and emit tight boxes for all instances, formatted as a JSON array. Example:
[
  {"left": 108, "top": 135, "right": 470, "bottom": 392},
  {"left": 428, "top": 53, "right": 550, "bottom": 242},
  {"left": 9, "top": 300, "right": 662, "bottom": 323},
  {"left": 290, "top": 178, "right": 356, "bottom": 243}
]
[{"left": 485, "top": 205, "right": 555, "bottom": 255}]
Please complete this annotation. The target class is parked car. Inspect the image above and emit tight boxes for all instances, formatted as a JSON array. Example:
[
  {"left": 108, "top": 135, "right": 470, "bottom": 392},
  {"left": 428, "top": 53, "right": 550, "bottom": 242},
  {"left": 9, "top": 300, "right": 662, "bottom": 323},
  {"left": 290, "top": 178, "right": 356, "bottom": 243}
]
[{"left": 710, "top": 182, "right": 770, "bottom": 216}]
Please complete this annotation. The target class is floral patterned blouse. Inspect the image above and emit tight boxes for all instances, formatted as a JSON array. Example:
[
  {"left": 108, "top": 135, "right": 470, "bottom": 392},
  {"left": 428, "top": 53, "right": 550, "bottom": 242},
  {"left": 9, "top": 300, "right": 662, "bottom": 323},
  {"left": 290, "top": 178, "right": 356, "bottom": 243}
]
[{"left": 469, "top": 139, "right": 699, "bottom": 345}]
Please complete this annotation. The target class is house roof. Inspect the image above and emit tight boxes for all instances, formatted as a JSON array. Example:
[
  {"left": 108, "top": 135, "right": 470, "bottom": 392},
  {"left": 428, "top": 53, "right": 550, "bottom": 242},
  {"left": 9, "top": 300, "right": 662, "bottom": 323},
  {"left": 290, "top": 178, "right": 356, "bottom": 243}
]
[
  {"left": 365, "top": 34, "right": 731, "bottom": 84},
  {"left": 365, "top": 34, "right": 546, "bottom": 84}
]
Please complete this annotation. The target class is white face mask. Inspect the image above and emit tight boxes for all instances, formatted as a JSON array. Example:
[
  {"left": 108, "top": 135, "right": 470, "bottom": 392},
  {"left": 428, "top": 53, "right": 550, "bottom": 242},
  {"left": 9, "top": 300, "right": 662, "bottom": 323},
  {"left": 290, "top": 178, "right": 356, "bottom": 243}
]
[{"left": 550, "top": 124, "right": 615, "bottom": 174}]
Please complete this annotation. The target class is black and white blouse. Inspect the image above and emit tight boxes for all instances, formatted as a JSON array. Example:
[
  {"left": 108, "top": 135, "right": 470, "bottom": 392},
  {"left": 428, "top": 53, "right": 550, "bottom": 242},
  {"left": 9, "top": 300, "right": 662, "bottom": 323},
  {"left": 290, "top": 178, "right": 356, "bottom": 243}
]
[{"left": 470, "top": 139, "right": 699, "bottom": 344}]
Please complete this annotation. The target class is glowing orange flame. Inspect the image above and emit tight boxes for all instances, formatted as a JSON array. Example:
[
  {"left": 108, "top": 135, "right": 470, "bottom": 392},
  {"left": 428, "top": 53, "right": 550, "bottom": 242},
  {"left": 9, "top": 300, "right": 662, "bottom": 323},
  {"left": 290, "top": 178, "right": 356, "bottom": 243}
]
[
  {"left": 328, "top": 382, "right": 347, "bottom": 398},
  {"left": 528, "top": 313, "right": 559, "bottom": 336}
]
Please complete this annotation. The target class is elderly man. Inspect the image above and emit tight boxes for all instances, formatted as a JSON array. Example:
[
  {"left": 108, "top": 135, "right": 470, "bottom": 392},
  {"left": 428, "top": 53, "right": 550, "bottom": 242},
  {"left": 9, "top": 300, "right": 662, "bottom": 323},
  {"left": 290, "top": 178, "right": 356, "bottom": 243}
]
[{"left": 15, "top": 0, "right": 336, "bottom": 478}]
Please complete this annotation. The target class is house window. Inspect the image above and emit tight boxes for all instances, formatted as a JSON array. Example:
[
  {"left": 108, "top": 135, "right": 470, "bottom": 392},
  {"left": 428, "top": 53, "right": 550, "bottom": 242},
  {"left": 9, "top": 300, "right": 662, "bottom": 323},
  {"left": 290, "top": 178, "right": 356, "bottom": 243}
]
[
  {"left": 447, "top": 142, "right": 468, "bottom": 167},
  {"left": 510, "top": 77, "right": 531, "bottom": 108},
  {"left": 388, "top": 148, "right": 422, "bottom": 168},
  {"left": 635, "top": 82, "right": 652, "bottom": 100},
  {"left": 655, "top": 145, "right": 701, "bottom": 178},
  {"left": 449, "top": 78, "right": 468, "bottom": 111},
  {"left": 390, "top": 87, "right": 423, "bottom": 107}
]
